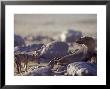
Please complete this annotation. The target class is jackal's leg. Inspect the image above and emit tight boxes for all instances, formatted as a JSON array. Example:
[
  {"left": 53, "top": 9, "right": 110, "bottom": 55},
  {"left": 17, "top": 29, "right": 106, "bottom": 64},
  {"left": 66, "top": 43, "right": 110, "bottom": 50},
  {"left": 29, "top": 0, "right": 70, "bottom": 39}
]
[
  {"left": 16, "top": 64, "right": 20, "bottom": 74},
  {"left": 19, "top": 63, "right": 22, "bottom": 74},
  {"left": 15, "top": 61, "right": 21, "bottom": 74},
  {"left": 24, "top": 62, "right": 28, "bottom": 72}
]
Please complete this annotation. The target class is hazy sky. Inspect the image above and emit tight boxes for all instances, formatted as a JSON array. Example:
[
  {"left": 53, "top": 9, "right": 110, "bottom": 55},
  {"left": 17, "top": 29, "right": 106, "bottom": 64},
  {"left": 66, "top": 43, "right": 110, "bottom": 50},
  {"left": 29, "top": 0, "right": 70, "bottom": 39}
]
[{"left": 14, "top": 14, "right": 97, "bottom": 37}]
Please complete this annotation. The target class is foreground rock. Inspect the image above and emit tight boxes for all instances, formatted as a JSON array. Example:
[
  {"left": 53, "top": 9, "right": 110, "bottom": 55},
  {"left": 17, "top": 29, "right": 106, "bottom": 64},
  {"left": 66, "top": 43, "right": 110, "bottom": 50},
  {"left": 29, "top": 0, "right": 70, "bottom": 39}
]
[
  {"left": 14, "top": 34, "right": 25, "bottom": 47},
  {"left": 67, "top": 62, "right": 97, "bottom": 76},
  {"left": 39, "top": 41, "right": 69, "bottom": 62},
  {"left": 24, "top": 66, "right": 52, "bottom": 76},
  {"left": 52, "top": 65, "right": 67, "bottom": 76}
]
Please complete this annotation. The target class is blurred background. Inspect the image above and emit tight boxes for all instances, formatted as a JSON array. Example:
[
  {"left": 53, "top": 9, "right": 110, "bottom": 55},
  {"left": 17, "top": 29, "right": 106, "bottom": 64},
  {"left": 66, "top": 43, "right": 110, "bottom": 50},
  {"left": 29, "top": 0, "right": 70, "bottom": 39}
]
[{"left": 15, "top": 14, "right": 97, "bottom": 45}]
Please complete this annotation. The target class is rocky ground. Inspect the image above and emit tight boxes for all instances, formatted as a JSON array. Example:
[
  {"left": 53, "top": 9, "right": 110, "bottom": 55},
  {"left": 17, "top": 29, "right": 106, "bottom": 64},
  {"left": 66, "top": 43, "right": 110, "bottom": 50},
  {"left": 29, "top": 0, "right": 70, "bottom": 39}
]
[{"left": 14, "top": 14, "right": 97, "bottom": 76}]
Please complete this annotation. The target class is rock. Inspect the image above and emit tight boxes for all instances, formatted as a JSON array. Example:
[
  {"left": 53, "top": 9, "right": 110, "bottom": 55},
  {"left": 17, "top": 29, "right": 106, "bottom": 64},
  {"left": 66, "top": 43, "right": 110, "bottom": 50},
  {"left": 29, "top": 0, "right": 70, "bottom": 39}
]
[
  {"left": 56, "top": 44, "right": 88, "bottom": 65},
  {"left": 14, "top": 46, "right": 30, "bottom": 53},
  {"left": 27, "top": 43, "right": 44, "bottom": 51},
  {"left": 33, "top": 35, "right": 48, "bottom": 42},
  {"left": 14, "top": 34, "right": 25, "bottom": 47},
  {"left": 39, "top": 41, "right": 69, "bottom": 62},
  {"left": 60, "top": 29, "right": 82, "bottom": 43},
  {"left": 25, "top": 35, "right": 54, "bottom": 42},
  {"left": 14, "top": 43, "right": 44, "bottom": 53},
  {"left": 67, "top": 62, "right": 97, "bottom": 76},
  {"left": 24, "top": 35, "right": 34, "bottom": 41},
  {"left": 51, "top": 64, "right": 67, "bottom": 76},
  {"left": 24, "top": 66, "right": 52, "bottom": 76},
  {"left": 53, "top": 71, "right": 66, "bottom": 76},
  {"left": 14, "top": 46, "right": 20, "bottom": 53}
]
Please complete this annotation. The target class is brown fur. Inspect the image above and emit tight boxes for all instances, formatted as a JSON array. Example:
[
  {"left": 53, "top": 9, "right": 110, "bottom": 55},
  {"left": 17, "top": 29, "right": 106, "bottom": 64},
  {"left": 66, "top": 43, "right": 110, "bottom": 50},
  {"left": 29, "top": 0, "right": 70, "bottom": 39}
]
[
  {"left": 76, "top": 37, "right": 96, "bottom": 52},
  {"left": 14, "top": 51, "right": 40, "bottom": 74},
  {"left": 76, "top": 37, "right": 97, "bottom": 62}
]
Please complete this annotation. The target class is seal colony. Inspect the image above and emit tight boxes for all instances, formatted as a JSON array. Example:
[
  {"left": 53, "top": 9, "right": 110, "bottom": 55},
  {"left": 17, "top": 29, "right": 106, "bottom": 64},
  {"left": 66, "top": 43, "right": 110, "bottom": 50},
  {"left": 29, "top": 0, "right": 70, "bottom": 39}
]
[{"left": 14, "top": 29, "right": 97, "bottom": 76}]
